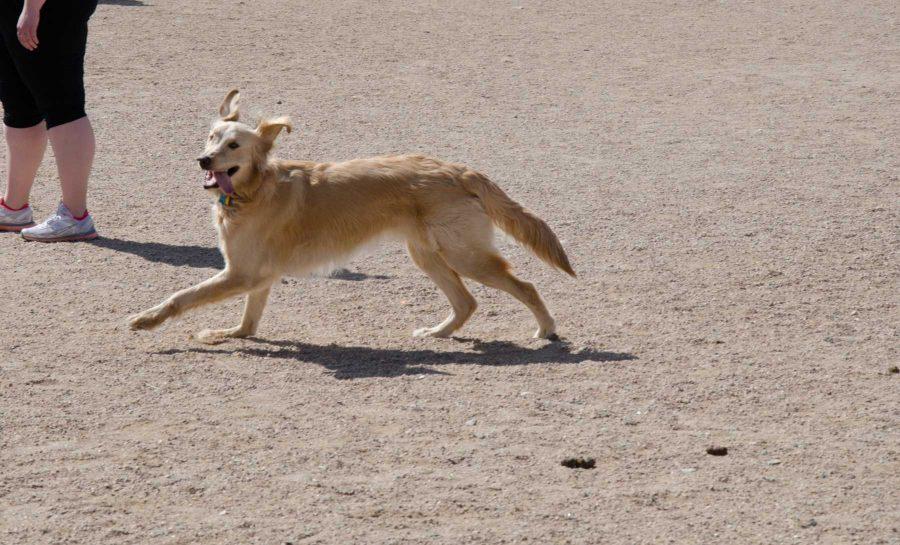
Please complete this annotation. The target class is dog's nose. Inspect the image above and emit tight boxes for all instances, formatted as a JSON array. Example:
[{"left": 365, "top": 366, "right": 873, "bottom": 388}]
[{"left": 197, "top": 156, "right": 212, "bottom": 169}]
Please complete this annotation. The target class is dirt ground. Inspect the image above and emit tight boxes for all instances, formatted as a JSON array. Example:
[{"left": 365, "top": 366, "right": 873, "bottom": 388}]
[{"left": 1, "top": 0, "right": 898, "bottom": 543}]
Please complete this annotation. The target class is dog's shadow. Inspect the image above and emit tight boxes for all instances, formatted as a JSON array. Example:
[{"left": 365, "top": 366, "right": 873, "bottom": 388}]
[{"left": 155, "top": 337, "right": 636, "bottom": 379}]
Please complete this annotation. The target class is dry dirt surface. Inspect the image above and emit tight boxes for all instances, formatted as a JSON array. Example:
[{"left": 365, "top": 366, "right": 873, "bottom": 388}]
[{"left": 1, "top": 1, "right": 898, "bottom": 544}]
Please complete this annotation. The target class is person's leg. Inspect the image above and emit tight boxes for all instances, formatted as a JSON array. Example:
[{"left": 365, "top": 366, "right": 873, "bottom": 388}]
[
  {"left": 47, "top": 117, "right": 93, "bottom": 218},
  {"left": 37, "top": 1, "right": 96, "bottom": 219},
  {"left": 0, "top": 15, "right": 47, "bottom": 212},
  {"left": 13, "top": 0, "right": 100, "bottom": 240},
  {"left": 4, "top": 121, "right": 47, "bottom": 209}
]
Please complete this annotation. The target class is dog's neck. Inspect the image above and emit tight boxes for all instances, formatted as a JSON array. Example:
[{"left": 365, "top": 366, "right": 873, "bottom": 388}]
[{"left": 215, "top": 161, "right": 276, "bottom": 212}]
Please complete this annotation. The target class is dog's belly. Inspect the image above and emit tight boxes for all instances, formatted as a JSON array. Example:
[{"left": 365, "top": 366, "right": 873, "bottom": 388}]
[{"left": 279, "top": 229, "right": 405, "bottom": 278}]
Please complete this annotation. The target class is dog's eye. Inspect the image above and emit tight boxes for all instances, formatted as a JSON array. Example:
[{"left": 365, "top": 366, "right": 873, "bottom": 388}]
[{"left": 228, "top": 142, "right": 240, "bottom": 149}]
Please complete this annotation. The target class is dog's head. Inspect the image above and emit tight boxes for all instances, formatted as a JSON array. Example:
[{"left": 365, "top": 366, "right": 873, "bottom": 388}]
[{"left": 197, "top": 89, "right": 292, "bottom": 197}]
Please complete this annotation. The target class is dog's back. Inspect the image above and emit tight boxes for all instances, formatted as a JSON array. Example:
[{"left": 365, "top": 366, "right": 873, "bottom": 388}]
[{"left": 254, "top": 155, "right": 572, "bottom": 278}]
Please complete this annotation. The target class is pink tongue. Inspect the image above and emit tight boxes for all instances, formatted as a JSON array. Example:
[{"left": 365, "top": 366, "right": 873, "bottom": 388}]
[{"left": 212, "top": 171, "right": 234, "bottom": 195}]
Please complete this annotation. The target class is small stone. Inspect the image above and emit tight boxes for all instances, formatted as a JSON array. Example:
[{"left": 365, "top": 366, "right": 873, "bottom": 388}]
[
  {"left": 706, "top": 446, "right": 728, "bottom": 456},
  {"left": 681, "top": 467, "right": 697, "bottom": 474},
  {"left": 888, "top": 366, "right": 899, "bottom": 374},
  {"left": 800, "top": 518, "right": 817, "bottom": 528},
  {"left": 465, "top": 418, "right": 477, "bottom": 426},
  {"left": 767, "top": 459, "right": 781, "bottom": 466}
]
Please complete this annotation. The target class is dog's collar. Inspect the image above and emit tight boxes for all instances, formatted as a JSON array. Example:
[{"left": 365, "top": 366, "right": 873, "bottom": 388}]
[{"left": 218, "top": 193, "right": 239, "bottom": 207}]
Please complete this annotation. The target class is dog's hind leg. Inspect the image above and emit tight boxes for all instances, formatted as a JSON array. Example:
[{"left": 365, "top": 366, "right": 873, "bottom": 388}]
[
  {"left": 408, "top": 242, "right": 477, "bottom": 338},
  {"left": 193, "top": 283, "right": 273, "bottom": 344},
  {"left": 440, "top": 248, "right": 557, "bottom": 340},
  {"left": 129, "top": 270, "right": 270, "bottom": 331}
]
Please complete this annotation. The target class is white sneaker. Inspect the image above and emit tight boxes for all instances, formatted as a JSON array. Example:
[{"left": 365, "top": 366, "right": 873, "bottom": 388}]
[
  {"left": 0, "top": 198, "right": 35, "bottom": 232},
  {"left": 21, "top": 202, "right": 98, "bottom": 242}
]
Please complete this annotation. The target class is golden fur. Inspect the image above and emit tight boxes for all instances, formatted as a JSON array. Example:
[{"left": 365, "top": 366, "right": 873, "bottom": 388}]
[{"left": 129, "top": 90, "right": 575, "bottom": 343}]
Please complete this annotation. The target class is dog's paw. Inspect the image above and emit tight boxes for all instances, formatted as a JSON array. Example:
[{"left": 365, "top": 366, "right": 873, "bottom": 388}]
[
  {"left": 192, "top": 329, "right": 231, "bottom": 345},
  {"left": 192, "top": 327, "right": 250, "bottom": 345},
  {"left": 534, "top": 327, "right": 560, "bottom": 341},
  {"left": 413, "top": 326, "right": 452, "bottom": 338},
  {"left": 128, "top": 310, "right": 164, "bottom": 331}
]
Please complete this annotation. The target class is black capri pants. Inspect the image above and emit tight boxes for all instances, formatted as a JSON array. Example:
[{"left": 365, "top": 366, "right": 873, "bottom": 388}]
[{"left": 0, "top": 0, "right": 98, "bottom": 129}]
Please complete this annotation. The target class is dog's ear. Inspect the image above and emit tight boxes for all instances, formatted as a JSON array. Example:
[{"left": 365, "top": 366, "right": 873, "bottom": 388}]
[
  {"left": 219, "top": 89, "right": 240, "bottom": 122},
  {"left": 256, "top": 116, "right": 292, "bottom": 143}
]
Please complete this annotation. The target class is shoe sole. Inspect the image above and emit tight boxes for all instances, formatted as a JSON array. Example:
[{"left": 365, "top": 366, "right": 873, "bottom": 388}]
[
  {"left": 22, "top": 231, "right": 99, "bottom": 243},
  {"left": 0, "top": 222, "right": 36, "bottom": 232}
]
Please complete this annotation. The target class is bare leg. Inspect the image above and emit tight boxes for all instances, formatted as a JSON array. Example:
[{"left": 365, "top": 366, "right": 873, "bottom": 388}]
[
  {"left": 128, "top": 271, "right": 268, "bottom": 331},
  {"left": 408, "top": 243, "right": 477, "bottom": 338},
  {"left": 194, "top": 284, "right": 273, "bottom": 344},
  {"left": 47, "top": 117, "right": 94, "bottom": 217},
  {"left": 3, "top": 121, "right": 47, "bottom": 209}
]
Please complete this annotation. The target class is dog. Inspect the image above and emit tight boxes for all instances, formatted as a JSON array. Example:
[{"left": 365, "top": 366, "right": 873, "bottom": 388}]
[{"left": 128, "top": 90, "right": 575, "bottom": 343}]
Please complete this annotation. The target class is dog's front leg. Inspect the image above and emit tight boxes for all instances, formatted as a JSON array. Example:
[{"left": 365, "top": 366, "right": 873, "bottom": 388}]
[
  {"left": 129, "top": 270, "right": 262, "bottom": 331},
  {"left": 193, "top": 283, "right": 273, "bottom": 344}
]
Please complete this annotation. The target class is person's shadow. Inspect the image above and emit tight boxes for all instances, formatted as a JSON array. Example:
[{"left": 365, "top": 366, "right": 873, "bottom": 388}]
[
  {"left": 99, "top": 0, "right": 146, "bottom": 6},
  {"left": 90, "top": 237, "right": 390, "bottom": 281},
  {"left": 90, "top": 237, "right": 224, "bottom": 269},
  {"left": 155, "top": 337, "right": 637, "bottom": 380}
]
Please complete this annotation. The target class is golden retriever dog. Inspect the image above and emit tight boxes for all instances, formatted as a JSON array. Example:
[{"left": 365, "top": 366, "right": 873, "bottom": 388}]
[{"left": 129, "top": 90, "right": 575, "bottom": 343}]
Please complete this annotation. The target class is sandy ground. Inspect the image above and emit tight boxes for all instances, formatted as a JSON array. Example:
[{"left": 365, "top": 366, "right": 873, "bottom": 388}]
[{"left": 1, "top": 1, "right": 898, "bottom": 543}]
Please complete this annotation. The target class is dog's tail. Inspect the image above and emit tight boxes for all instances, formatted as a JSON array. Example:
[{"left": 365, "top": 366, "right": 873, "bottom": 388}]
[{"left": 460, "top": 169, "right": 575, "bottom": 277}]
